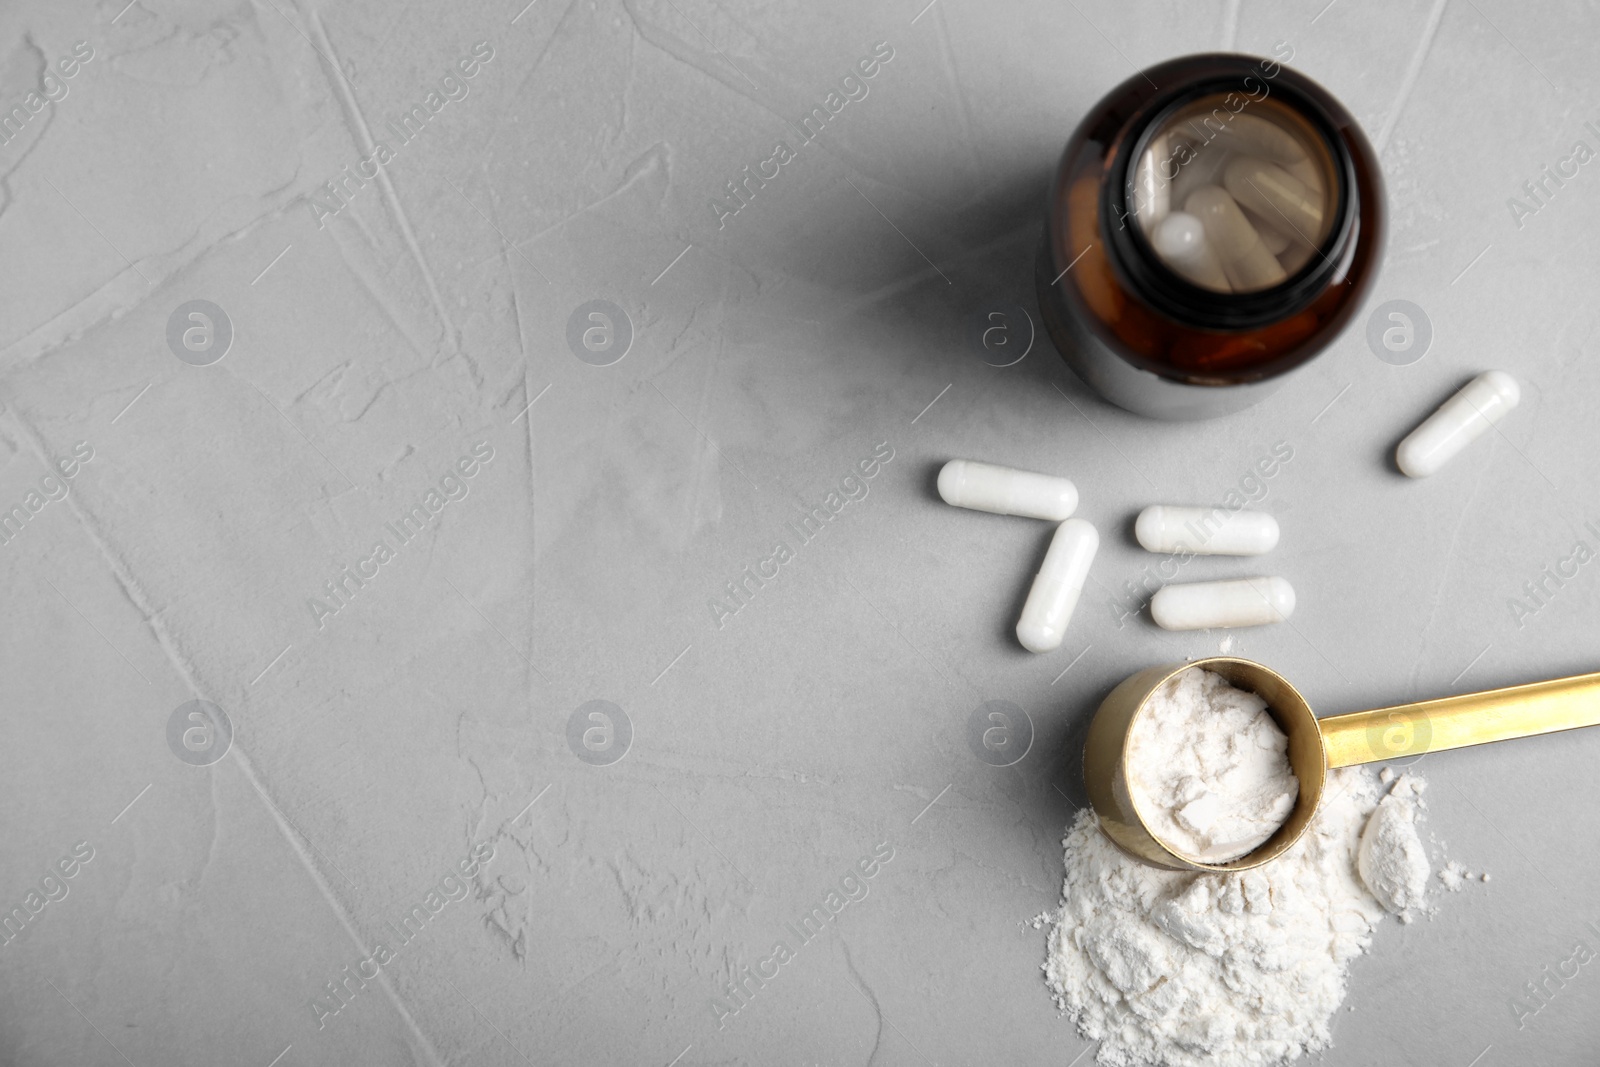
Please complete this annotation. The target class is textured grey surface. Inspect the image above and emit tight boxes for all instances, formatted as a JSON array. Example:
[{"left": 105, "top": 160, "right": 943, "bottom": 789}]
[{"left": 2, "top": 1, "right": 1598, "bottom": 1064}]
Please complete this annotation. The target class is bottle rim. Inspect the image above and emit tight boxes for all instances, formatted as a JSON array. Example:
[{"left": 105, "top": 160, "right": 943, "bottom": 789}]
[{"left": 1102, "top": 72, "right": 1359, "bottom": 331}]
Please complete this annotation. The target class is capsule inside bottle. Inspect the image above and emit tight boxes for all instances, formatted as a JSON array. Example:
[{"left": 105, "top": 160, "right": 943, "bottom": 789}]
[{"left": 1129, "top": 94, "right": 1338, "bottom": 293}]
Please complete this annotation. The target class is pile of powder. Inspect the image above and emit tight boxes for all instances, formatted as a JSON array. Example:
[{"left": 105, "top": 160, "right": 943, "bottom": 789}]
[
  {"left": 1357, "top": 774, "right": 1430, "bottom": 920},
  {"left": 1044, "top": 769, "right": 1442, "bottom": 1064},
  {"left": 1125, "top": 668, "right": 1299, "bottom": 863}
]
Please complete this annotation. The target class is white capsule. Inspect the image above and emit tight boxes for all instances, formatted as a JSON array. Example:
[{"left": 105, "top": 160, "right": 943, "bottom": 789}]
[
  {"left": 1223, "top": 156, "right": 1325, "bottom": 244},
  {"left": 1017, "top": 519, "right": 1098, "bottom": 653},
  {"left": 1240, "top": 201, "right": 1298, "bottom": 255},
  {"left": 1276, "top": 241, "right": 1315, "bottom": 276},
  {"left": 1151, "top": 577, "right": 1295, "bottom": 631},
  {"left": 1284, "top": 156, "right": 1324, "bottom": 194},
  {"left": 1395, "top": 371, "right": 1521, "bottom": 478},
  {"left": 937, "top": 460, "right": 1078, "bottom": 520},
  {"left": 1169, "top": 144, "right": 1233, "bottom": 212},
  {"left": 1153, "top": 211, "right": 1231, "bottom": 291},
  {"left": 1220, "top": 113, "right": 1307, "bottom": 165},
  {"left": 1135, "top": 505, "right": 1280, "bottom": 556},
  {"left": 1185, "top": 186, "right": 1286, "bottom": 290},
  {"left": 1244, "top": 210, "right": 1292, "bottom": 255},
  {"left": 1132, "top": 136, "right": 1170, "bottom": 232}
]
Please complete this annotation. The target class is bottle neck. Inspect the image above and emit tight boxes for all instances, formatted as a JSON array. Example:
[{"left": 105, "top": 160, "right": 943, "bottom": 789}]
[{"left": 1102, "top": 81, "right": 1358, "bottom": 332}]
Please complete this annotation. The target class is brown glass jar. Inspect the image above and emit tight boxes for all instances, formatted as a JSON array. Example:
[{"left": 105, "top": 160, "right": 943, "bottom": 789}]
[{"left": 1036, "top": 52, "right": 1385, "bottom": 420}]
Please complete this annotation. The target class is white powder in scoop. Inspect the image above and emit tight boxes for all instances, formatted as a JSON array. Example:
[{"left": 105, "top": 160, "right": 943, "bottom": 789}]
[{"left": 1125, "top": 668, "right": 1299, "bottom": 863}]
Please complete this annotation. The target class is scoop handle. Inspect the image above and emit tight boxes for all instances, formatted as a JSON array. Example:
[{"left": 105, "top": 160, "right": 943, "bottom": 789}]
[{"left": 1320, "top": 670, "right": 1600, "bottom": 768}]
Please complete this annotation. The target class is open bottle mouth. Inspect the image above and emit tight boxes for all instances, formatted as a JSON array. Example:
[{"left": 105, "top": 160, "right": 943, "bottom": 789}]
[{"left": 1104, "top": 77, "right": 1357, "bottom": 331}]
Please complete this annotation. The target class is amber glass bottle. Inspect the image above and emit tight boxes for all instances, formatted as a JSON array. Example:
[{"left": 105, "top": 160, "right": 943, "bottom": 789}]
[{"left": 1036, "top": 52, "right": 1385, "bottom": 420}]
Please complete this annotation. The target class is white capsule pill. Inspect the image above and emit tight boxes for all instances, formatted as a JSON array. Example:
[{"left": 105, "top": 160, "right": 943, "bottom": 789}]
[
  {"left": 1284, "top": 156, "right": 1324, "bottom": 194},
  {"left": 1223, "top": 156, "right": 1324, "bottom": 244},
  {"left": 1276, "top": 242, "right": 1315, "bottom": 275},
  {"left": 1221, "top": 113, "right": 1307, "bottom": 165},
  {"left": 937, "top": 459, "right": 1078, "bottom": 520},
  {"left": 1153, "top": 212, "right": 1231, "bottom": 291},
  {"left": 1169, "top": 145, "right": 1233, "bottom": 213},
  {"left": 1151, "top": 577, "right": 1295, "bottom": 631},
  {"left": 1395, "top": 371, "right": 1521, "bottom": 478},
  {"left": 1132, "top": 137, "right": 1169, "bottom": 230},
  {"left": 1017, "top": 519, "right": 1098, "bottom": 653},
  {"left": 1247, "top": 214, "right": 1292, "bottom": 255},
  {"left": 1185, "top": 186, "right": 1286, "bottom": 290},
  {"left": 1135, "top": 505, "right": 1280, "bottom": 556}
]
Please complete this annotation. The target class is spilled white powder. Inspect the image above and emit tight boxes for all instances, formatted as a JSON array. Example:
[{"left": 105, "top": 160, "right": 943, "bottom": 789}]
[
  {"left": 1125, "top": 668, "right": 1299, "bottom": 863},
  {"left": 1046, "top": 741, "right": 1448, "bottom": 1064},
  {"left": 1438, "top": 861, "right": 1478, "bottom": 892},
  {"left": 1357, "top": 776, "right": 1430, "bottom": 921}
]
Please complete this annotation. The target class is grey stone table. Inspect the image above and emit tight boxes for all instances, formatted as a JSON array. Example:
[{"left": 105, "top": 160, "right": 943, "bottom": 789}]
[{"left": 2, "top": 0, "right": 1597, "bottom": 1064}]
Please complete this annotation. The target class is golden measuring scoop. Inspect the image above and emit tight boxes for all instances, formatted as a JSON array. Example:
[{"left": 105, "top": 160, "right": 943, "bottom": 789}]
[{"left": 1084, "top": 656, "right": 1600, "bottom": 872}]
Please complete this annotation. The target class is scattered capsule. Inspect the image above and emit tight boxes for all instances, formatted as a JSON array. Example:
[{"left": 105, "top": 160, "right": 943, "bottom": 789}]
[
  {"left": 937, "top": 459, "right": 1078, "bottom": 520},
  {"left": 1151, "top": 576, "right": 1295, "bottom": 631},
  {"left": 1135, "top": 505, "right": 1280, "bottom": 556},
  {"left": 1223, "top": 156, "right": 1325, "bottom": 244},
  {"left": 1017, "top": 519, "right": 1098, "bottom": 653},
  {"left": 1185, "top": 186, "right": 1286, "bottom": 291},
  {"left": 1153, "top": 212, "right": 1231, "bottom": 291},
  {"left": 1395, "top": 371, "right": 1521, "bottom": 478}
]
